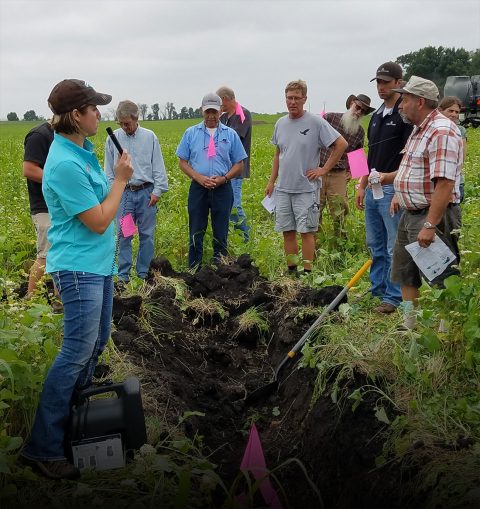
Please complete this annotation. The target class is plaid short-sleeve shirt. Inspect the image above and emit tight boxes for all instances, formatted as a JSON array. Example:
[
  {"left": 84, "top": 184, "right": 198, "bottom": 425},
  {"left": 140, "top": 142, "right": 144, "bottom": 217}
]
[{"left": 394, "top": 110, "right": 463, "bottom": 211}]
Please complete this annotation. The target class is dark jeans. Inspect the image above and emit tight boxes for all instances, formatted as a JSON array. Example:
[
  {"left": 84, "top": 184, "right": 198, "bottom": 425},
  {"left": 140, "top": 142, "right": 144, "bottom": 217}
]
[{"left": 188, "top": 180, "right": 233, "bottom": 269}]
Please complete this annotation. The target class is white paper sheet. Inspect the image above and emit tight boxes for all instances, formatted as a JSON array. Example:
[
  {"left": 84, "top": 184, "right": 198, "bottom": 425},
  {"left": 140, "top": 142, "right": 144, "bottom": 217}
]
[
  {"left": 405, "top": 237, "right": 456, "bottom": 281},
  {"left": 261, "top": 193, "right": 276, "bottom": 214}
]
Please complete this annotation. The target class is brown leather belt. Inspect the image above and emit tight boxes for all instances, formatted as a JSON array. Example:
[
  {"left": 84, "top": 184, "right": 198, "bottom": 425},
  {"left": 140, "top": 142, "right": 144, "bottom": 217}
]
[{"left": 126, "top": 183, "right": 153, "bottom": 192}]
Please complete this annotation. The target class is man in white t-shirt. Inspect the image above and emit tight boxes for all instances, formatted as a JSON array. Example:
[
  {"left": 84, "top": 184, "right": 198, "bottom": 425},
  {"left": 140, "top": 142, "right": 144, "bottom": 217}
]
[{"left": 266, "top": 80, "right": 347, "bottom": 275}]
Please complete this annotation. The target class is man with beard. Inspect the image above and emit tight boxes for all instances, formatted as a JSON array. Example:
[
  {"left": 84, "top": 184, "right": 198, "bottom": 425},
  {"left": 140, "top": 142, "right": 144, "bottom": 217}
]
[
  {"left": 318, "top": 94, "right": 375, "bottom": 237},
  {"left": 355, "top": 62, "right": 413, "bottom": 314}
]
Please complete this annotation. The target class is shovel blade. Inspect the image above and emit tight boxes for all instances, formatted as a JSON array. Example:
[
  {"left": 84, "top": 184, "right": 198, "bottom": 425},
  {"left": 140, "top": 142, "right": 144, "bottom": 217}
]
[{"left": 245, "top": 380, "right": 279, "bottom": 405}]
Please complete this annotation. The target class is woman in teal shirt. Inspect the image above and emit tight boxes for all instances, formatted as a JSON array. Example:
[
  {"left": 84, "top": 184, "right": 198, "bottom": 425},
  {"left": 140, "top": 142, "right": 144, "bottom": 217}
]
[{"left": 21, "top": 79, "right": 133, "bottom": 479}]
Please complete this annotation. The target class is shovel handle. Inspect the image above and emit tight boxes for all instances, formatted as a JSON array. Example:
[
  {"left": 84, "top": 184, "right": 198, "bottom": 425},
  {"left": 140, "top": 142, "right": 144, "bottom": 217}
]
[
  {"left": 286, "top": 259, "right": 372, "bottom": 358},
  {"left": 347, "top": 259, "right": 372, "bottom": 289}
]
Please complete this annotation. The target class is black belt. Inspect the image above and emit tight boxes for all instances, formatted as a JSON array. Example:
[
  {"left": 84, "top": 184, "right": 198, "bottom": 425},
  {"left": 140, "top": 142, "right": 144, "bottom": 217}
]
[
  {"left": 407, "top": 203, "right": 459, "bottom": 215},
  {"left": 126, "top": 183, "right": 153, "bottom": 192}
]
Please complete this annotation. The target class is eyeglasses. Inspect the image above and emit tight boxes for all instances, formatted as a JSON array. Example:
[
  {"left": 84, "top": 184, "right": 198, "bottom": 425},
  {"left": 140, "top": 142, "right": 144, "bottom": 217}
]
[
  {"left": 286, "top": 95, "right": 305, "bottom": 102},
  {"left": 353, "top": 102, "right": 368, "bottom": 115}
]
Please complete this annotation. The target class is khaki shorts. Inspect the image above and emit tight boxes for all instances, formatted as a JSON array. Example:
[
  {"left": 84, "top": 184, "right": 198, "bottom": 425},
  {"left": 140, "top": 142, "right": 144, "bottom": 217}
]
[
  {"left": 274, "top": 190, "right": 320, "bottom": 233},
  {"left": 391, "top": 206, "right": 460, "bottom": 288},
  {"left": 32, "top": 213, "right": 51, "bottom": 259}
]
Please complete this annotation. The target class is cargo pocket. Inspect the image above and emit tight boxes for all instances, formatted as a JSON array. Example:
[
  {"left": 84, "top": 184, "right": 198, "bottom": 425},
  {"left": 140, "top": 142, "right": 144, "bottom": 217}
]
[{"left": 306, "top": 202, "right": 320, "bottom": 228}]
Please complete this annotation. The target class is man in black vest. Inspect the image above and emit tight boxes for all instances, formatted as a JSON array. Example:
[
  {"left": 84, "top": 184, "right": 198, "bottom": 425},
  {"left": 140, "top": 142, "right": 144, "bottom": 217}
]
[{"left": 355, "top": 62, "right": 413, "bottom": 314}]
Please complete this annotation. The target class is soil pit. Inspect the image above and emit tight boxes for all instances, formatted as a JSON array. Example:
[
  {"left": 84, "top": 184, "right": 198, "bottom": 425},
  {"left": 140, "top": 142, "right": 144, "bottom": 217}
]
[{"left": 112, "top": 255, "right": 409, "bottom": 509}]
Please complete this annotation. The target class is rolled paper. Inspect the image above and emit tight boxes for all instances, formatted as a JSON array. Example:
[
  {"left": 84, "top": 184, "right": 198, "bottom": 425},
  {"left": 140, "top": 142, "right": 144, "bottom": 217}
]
[
  {"left": 236, "top": 102, "right": 246, "bottom": 123},
  {"left": 207, "top": 135, "right": 216, "bottom": 157}
]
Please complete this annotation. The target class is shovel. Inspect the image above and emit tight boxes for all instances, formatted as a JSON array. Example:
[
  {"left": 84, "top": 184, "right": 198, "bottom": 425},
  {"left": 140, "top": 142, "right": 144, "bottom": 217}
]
[{"left": 245, "top": 259, "right": 372, "bottom": 404}]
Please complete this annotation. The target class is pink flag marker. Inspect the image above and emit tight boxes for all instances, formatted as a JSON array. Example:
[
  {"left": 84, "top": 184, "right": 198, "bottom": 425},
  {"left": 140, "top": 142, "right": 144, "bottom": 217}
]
[
  {"left": 347, "top": 148, "right": 369, "bottom": 178},
  {"left": 120, "top": 213, "right": 137, "bottom": 238},
  {"left": 207, "top": 135, "right": 216, "bottom": 157},
  {"left": 319, "top": 110, "right": 326, "bottom": 117},
  {"left": 238, "top": 424, "right": 283, "bottom": 509},
  {"left": 235, "top": 102, "right": 246, "bottom": 123}
]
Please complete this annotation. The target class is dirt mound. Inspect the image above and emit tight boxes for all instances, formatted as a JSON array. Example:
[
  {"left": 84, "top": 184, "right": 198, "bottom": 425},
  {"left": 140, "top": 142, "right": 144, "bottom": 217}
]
[{"left": 112, "top": 255, "right": 407, "bottom": 508}]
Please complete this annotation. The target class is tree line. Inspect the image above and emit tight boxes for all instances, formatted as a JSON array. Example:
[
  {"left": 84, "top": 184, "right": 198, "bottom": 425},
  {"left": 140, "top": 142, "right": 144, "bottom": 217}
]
[
  {"left": 6, "top": 102, "right": 203, "bottom": 122},
  {"left": 5, "top": 46, "right": 479, "bottom": 121}
]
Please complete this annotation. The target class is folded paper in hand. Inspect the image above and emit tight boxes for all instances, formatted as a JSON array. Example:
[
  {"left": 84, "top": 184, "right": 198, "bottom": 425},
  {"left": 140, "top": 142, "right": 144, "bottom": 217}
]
[
  {"left": 120, "top": 213, "right": 138, "bottom": 238},
  {"left": 261, "top": 192, "right": 276, "bottom": 214}
]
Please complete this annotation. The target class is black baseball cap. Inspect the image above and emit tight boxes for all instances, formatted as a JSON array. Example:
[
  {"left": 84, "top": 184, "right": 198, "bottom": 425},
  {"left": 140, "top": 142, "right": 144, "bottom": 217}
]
[
  {"left": 48, "top": 79, "right": 112, "bottom": 114},
  {"left": 370, "top": 62, "right": 403, "bottom": 82}
]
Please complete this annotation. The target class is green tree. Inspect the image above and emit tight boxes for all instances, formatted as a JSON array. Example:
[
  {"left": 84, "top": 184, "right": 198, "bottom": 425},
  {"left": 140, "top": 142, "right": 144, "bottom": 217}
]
[
  {"left": 138, "top": 103, "right": 148, "bottom": 121},
  {"left": 469, "top": 49, "right": 480, "bottom": 75},
  {"left": 151, "top": 103, "right": 159, "bottom": 121},
  {"left": 396, "top": 46, "right": 473, "bottom": 92},
  {"left": 7, "top": 112, "right": 19, "bottom": 121},
  {"left": 179, "top": 106, "right": 188, "bottom": 119},
  {"left": 23, "top": 110, "right": 38, "bottom": 121}
]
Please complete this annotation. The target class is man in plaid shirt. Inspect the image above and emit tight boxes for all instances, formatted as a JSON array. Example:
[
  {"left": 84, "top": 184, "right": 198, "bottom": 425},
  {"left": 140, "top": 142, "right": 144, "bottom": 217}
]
[
  {"left": 318, "top": 94, "right": 374, "bottom": 237},
  {"left": 375, "top": 76, "right": 463, "bottom": 329}
]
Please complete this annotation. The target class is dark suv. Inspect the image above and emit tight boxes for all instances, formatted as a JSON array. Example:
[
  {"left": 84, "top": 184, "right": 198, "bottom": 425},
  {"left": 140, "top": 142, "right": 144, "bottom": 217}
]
[{"left": 444, "top": 75, "right": 480, "bottom": 127}]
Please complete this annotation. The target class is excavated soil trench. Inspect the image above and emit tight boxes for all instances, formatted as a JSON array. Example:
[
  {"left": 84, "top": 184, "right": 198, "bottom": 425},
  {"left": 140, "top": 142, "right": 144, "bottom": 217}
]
[{"left": 112, "top": 255, "right": 413, "bottom": 509}]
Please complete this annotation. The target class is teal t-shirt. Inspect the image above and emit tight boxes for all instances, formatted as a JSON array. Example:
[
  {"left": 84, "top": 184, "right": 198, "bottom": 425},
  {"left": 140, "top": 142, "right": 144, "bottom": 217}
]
[{"left": 42, "top": 133, "right": 115, "bottom": 275}]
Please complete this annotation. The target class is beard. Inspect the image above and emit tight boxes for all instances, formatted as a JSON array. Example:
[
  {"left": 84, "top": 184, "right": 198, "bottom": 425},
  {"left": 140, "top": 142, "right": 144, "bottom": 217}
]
[{"left": 340, "top": 109, "right": 361, "bottom": 135}]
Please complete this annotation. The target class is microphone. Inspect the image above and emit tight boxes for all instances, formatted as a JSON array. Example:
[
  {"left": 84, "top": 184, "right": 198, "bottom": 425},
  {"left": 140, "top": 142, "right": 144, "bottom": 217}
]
[{"left": 106, "top": 127, "right": 124, "bottom": 155}]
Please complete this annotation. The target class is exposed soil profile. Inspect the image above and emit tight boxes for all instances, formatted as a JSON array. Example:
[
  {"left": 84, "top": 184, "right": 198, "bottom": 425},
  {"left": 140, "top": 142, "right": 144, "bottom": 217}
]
[{"left": 112, "top": 254, "right": 413, "bottom": 509}]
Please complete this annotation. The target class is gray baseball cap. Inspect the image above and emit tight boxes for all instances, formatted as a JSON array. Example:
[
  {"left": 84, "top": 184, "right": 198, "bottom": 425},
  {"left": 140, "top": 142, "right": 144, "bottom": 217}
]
[
  {"left": 201, "top": 93, "right": 222, "bottom": 111},
  {"left": 392, "top": 76, "right": 439, "bottom": 101}
]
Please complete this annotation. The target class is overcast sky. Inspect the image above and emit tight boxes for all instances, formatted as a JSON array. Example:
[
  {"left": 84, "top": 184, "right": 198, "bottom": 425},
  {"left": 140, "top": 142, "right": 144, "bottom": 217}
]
[{"left": 1, "top": 0, "right": 479, "bottom": 120}]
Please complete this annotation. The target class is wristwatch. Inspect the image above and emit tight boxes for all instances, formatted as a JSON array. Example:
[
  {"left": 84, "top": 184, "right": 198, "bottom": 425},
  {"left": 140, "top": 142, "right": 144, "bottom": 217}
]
[{"left": 423, "top": 221, "right": 436, "bottom": 229}]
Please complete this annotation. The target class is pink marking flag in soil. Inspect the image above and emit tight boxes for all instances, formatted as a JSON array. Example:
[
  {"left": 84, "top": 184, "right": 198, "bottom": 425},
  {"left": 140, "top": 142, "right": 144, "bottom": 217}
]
[{"left": 237, "top": 423, "right": 283, "bottom": 509}]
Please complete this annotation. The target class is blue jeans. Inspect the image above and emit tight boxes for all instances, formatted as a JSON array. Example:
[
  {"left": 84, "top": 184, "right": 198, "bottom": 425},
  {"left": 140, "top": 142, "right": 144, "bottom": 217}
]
[
  {"left": 365, "top": 186, "right": 402, "bottom": 307},
  {"left": 230, "top": 178, "right": 250, "bottom": 241},
  {"left": 22, "top": 271, "right": 113, "bottom": 461},
  {"left": 117, "top": 185, "right": 157, "bottom": 281},
  {"left": 188, "top": 180, "right": 233, "bottom": 269}
]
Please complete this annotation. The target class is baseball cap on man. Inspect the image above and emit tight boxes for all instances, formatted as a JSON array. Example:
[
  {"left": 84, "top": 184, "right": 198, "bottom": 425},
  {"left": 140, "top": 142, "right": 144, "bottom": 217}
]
[
  {"left": 370, "top": 62, "right": 403, "bottom": 82},
  {"left": 392, "top": 76, "right": 440, "bottom": 101},
  {"left": 201, "top": 93, "right": 222, "bottom": 112},
  {"left": 48, "top": 79, "right": 112, "bottom": 114}
]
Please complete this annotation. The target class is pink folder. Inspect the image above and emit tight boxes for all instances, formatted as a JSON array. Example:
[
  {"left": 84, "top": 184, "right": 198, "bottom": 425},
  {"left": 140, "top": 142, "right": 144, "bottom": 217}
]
[
  {"left": 347, "top": 148, "right": 369, "bottom": 178},
  {"left": 120, "top": 213, "right": 137, "bottom": 238}
]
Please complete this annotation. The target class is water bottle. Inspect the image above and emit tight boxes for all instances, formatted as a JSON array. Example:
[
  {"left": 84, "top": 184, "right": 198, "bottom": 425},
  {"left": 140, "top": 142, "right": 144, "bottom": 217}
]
[{"left": 370, "top": 169, "right": 384, "bottom": 200}]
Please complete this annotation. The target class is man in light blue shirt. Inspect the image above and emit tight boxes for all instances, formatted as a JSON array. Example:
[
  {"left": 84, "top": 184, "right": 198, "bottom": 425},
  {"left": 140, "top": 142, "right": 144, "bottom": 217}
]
[
  {"left": 105, "top": 100, "right": 168, "bottom": 283},
  {"left": 176, "top": 92, "right": 247, "bottom": 269}
]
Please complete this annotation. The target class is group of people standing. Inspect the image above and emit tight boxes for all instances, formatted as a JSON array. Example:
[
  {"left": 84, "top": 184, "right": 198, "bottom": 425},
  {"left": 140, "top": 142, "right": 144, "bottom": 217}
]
[{"left": 20, "top": 60, "right": 465, "bottom": 477}]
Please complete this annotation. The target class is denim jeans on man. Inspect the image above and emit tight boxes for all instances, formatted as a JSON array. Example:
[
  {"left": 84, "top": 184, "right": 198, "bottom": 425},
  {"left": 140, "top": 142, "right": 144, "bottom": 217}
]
[
  {"left": 117, "top": 185, "right": 157, "bottom": 281},
  {"left": 22, "top": 271, "right": 113, "bottom": 461},
  {"left": 230, "top": 178, "right": 250, "bottom": 241},
  {"left": 188, "top": 180, "right": 233, "bottom": 269},
  {"left": 365, "top": 185, "right": 402, "bottom": 307}
]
